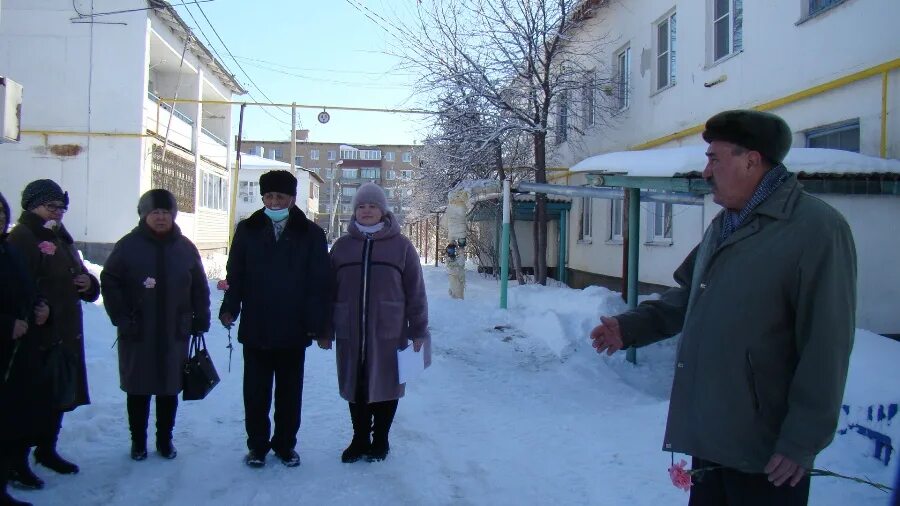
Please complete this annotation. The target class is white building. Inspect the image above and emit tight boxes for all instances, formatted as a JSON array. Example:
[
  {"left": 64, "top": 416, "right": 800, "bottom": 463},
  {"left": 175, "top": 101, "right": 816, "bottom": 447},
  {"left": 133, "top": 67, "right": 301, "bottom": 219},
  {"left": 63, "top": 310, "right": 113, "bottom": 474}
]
[
  {"left": 0, "top": 0, "right": 245, "bottom": 260},
  {"left": 236, "top": 154, "right": 322, "bottom": 224},
  {"left": 547, "top": 0, "right": 900, "bottom": 334}
]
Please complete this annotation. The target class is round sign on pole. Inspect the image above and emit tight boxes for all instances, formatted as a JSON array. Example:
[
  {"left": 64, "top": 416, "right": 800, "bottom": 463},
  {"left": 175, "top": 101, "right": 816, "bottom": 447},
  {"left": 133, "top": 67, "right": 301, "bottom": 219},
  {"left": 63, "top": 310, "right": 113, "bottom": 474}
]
[{"left": 317, "top": 110, "right": 330, "bottom": 124}]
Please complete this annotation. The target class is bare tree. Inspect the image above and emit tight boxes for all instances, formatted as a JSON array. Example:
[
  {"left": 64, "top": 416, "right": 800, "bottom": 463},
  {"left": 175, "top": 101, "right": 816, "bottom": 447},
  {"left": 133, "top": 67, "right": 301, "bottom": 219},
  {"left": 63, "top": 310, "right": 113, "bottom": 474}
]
[{"left": 396, "top": 0, "right": 617, "bottom": 284}]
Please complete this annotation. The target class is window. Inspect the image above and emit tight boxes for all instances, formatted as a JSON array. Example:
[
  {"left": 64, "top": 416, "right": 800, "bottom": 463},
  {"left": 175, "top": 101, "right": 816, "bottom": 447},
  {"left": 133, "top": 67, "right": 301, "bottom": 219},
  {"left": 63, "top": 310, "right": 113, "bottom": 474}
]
[
  {"left": 238, "top": 181, "right": 260, "bottom": 203},
  {"left": 340, "top": 149, "right": 359, "bottom": 160},
  {"left": 386, "top": 170, "right": 396, "bottom": 180},
  {"left": 360, "top": 168, "right": 380, "bottom": 179},
  {"left": 616, "top": 47, "right": 631, "bottom": 110},
  {"left": 272, "top": 147, "right": 283, "bottom": 159},
  {"left": 341, "top": 204, "right": 354, "bottom": 213},
  {"left": 806, "top": 120, "right": 860, "bottom": 152},
  {"left": 579, "top": 197, "right": 593, "bottom": 241},
  {"left": 342, "top": 186, "right": 358, "bottom": 197},
  {"left": 400, "top": 170, "right": 414, "bottom": 179},
  {"left": 402, "top": 152, "right": 412, "bottom": 163},
  {"left": 360, "top": 149, "right": 382, "bottom": 160},
  {"left": 808, "top": 0, "right": 844, "bottom": 16},
  {"left": 609, "top": 200, "right": 624, "bottom": 241},
  {"left": 556, "top": 90, "right": 569, "bottom": 144},
  {"left": 324, "top": 168, "right": 334, "bottom": 179},
  {"left": 294, "top": 156, "right": 303, "bottom": 166},
  {"left": 327, "top": 150, "right": 336, "bottom": 161},
  {"left": 582, "top": 71, "right": 596, "bottom": 128},
  {"left": 249, "top": 146, "right": 264, "bottom": 157},
  {"left": 712, "top": 0, "right": 742, "bottom": 62},
  {"left": 647, "top": 201, "right": 673, "bottom": 243},
  {"left": 655, "top": 11, "right": 677, "bottom": 90},
  {"left": 200, "top": 171, "right": 228, "bottom": 211},
  {"left": 310, "top": 183, "right": 319, "bottom": 200},
  {"left": 384, "top": 188, "right": 394, "bottom": 198},
  {"left": 342, "top": 168, "right": 358, "bottom": 179},
  {"left": 385, "top": 151, "right": 395, "bottom": 161},
  {"left": 310, "top": 149, "right": 320, "bottom": 160}
]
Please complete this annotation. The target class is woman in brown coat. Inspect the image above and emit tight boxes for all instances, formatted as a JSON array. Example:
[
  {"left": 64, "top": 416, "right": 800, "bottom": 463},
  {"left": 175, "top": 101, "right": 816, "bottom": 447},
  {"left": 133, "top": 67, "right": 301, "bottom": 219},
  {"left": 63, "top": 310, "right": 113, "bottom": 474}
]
[
  {"left": 7, "top": 179, "right": 99, "bottom": 483},
  {"left": 320, "top": 182, "right": 430, "bottom": 463}
]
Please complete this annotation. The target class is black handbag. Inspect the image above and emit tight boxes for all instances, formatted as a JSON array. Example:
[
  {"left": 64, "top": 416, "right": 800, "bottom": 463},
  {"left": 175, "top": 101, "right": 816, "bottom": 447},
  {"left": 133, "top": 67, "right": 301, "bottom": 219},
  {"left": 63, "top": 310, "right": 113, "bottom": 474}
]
[{"left": 182, "top": 334, "right": 220, "bottom": 401}]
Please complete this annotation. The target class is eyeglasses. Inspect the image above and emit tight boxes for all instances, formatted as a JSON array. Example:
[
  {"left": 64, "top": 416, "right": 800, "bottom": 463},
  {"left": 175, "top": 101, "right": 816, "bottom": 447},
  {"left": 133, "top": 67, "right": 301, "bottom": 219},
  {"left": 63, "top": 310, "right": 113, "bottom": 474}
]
[{"left": 44, "top": 203, "right": 68, "bottom": 213}]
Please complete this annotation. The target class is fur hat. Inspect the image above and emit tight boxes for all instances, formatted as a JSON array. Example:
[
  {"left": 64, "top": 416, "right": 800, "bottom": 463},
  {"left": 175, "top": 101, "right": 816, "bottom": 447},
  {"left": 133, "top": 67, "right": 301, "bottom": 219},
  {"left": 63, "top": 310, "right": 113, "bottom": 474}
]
[
  {"left": 259, "top": 170, "right": 297, "bottom": 196},
  {"left": 702, "top": 110, "right": 793, "bottom": 165},
  {"left": 351, "top": 182, "right": 389, "bottom": 214},
  {"left": 138, "top": 189, "right": 178, "bottom": 220},
  {"left": 21, "top": 179, "right": 69, "bottom": 211}
]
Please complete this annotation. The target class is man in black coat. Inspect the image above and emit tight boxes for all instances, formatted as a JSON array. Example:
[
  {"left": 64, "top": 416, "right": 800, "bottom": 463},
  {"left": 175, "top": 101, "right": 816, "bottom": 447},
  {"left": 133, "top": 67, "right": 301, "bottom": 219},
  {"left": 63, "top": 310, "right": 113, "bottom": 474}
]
[{"left": 219, "top": 170, "right": 330, "bottom": 468}]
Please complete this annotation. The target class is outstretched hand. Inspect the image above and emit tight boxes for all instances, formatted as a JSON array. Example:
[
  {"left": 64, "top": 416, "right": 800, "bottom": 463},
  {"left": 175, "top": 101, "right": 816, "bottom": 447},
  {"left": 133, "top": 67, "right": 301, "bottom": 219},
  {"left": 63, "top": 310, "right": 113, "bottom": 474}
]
[
  {"left": 589, "top": 316, "right": 624, "bottom": 356},
  {"left": 317, "top": 338, "right": 332, "bottom": 350}
]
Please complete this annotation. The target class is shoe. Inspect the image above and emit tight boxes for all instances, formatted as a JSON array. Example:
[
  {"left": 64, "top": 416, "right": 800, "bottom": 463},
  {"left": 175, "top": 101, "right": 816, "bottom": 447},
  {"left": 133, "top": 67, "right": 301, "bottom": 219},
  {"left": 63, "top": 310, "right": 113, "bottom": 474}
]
[
  {"left": 341, "top": 436, "right": 370, "bottom": 463},
  {"left": 131, "top": 441, "right": 148, "bottom": 461},
  {"left": 274, "top": 449, "right": 300, "bottom": 468},
  {"left": 7, "top": 468, "right": 43, "bottom": 491},
  {"left": 34, "top": 447, "right": 79, "bottom": 474},
  {"left": 244, "top": 450, "right": 266, "bottom": 468},
  {"left": 156, "top": 440, "right": 177, "bottom": 460},
  {"left": 0, "top": 489, "right": 33, "bottom": 506},
  {"left": 366, "top": 437, "right": 390, "bottom": 462}
]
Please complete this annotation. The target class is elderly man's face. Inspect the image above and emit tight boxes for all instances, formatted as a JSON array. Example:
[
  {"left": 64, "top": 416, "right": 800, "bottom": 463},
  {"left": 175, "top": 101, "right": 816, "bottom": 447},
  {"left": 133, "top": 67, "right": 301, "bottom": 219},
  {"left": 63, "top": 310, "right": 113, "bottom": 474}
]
[
  {"left": 703, "top": 141, "right": 767, "bottom": 211},
  {"left": 262, "top": 192, "right": 295, "bottom": 210}
]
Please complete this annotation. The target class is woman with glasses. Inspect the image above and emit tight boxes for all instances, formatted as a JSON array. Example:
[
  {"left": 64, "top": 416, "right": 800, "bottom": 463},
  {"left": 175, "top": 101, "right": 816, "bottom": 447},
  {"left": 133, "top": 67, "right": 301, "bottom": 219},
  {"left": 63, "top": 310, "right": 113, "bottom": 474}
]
[{"left": 6, "top": 180, "right": 99, "bottom": 488}]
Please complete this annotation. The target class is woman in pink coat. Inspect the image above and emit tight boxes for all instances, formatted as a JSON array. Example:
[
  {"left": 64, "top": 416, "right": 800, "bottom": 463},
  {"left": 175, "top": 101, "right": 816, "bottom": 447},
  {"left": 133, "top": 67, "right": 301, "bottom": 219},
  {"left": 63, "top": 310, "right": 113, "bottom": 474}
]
[{"left": 319, "top": 183, "right": 430, "bottom": 463}]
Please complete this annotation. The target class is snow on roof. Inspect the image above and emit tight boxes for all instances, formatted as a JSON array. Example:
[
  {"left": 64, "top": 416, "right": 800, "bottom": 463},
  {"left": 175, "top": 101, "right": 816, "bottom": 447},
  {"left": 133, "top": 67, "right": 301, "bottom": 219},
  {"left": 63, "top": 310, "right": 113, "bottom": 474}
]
[
  {"left": 571, "top": 146, "right": 900, "bottom": 177},
  {"left": 240, "top": 154, "right": 291, "bottom": 169}
]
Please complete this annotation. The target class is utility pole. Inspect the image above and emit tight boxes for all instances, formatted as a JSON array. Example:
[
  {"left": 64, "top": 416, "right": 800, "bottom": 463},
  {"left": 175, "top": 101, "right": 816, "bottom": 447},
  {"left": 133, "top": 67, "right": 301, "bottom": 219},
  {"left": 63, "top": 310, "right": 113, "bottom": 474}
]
[
  {"left": 329, "top": 160, "right": 343, "bottom": 241},
  {"left": 290, "top": 102, "right": 297, "bottom": 174}
]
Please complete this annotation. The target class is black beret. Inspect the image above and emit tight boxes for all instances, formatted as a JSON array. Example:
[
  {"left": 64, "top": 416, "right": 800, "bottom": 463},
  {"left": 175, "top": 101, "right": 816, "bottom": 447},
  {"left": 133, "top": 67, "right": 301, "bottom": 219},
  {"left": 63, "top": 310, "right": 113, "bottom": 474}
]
[
  {"left": 259, "top": 170, "right": 297, "bottom": 197},
  {"left": 21, "top": 179, "right": 69, "bottom": 211},
  {"left": 702, "top": 110, "right": 793, "bottom": 165}
]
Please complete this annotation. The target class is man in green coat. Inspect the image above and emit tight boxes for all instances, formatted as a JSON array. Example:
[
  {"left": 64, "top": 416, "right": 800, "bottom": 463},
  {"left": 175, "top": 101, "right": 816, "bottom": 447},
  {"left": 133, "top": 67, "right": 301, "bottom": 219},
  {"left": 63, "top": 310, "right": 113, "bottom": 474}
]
[{"left": 590, "top": 110, "right": 856, "bottom": 505}]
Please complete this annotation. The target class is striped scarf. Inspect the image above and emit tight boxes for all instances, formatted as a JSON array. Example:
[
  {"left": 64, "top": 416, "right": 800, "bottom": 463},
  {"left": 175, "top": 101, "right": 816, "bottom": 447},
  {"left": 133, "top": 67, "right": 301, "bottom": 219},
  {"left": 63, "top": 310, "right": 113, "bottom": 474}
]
[{"left": 719, "top": 164, "right": 789, "bottom": 243}]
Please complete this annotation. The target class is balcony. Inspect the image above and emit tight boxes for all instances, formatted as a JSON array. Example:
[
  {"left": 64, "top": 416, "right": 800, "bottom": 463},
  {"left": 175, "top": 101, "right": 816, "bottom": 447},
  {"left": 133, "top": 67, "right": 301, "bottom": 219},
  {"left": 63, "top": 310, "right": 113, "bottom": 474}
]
[{"left": 145, "top": 92, "right": 194, "bottom": 151}]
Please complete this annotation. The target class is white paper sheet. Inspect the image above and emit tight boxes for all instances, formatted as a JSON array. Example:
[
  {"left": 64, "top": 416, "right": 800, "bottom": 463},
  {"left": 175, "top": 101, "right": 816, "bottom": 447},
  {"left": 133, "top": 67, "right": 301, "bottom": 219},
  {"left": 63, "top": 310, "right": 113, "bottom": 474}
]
[{"left": 397, "top": 345, "right": 425, "bottom": 384}]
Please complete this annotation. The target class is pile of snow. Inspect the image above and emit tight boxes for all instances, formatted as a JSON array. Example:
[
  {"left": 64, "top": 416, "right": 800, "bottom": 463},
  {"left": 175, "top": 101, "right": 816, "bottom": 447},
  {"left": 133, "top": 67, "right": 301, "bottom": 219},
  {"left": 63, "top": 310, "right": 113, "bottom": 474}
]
[{"left": 18, "top": 263, "right": 898, "bottom": 505}]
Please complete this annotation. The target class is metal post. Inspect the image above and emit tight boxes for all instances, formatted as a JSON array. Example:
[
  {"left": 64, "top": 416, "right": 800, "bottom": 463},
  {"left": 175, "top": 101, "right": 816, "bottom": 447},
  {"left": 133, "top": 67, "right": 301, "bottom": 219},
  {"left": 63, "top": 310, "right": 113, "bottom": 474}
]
[
  {"left": 626, "top": 187, "right": 640, "bottom": 365},
  {"left": 434, "top": 213, "right": 440, "bottom": 267},
  {"left": 500, "top": 180, "right": 511, "bottom": 309},
  {"left": 424, "top": 217, "right": 430, "bottom": 263},
  {"left": 558, "top": 209, "right": 568, "bottom": 285},
  {"left": 290, "top": 102, "right": 297, "bottom": 173},
  {"left": 228, "top": 103, "right": 246, "bottom": 247}
]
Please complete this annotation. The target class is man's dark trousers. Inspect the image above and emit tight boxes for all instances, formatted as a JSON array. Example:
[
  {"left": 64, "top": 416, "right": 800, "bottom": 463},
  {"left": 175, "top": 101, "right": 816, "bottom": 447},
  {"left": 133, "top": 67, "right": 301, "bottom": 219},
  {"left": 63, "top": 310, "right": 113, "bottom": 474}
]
[
  {"left": 243, "top": 345, "right": 306, "bottom": 455},
  {"left": 688, "top": 457, "right": 811, "bottom": 506}
]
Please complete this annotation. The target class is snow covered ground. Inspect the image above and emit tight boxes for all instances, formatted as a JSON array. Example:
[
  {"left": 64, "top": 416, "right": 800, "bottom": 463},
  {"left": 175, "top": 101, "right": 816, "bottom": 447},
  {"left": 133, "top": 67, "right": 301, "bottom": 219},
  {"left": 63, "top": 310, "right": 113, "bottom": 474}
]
[{"left": 15, "top": 263, "right": 898, "bottom": 505}]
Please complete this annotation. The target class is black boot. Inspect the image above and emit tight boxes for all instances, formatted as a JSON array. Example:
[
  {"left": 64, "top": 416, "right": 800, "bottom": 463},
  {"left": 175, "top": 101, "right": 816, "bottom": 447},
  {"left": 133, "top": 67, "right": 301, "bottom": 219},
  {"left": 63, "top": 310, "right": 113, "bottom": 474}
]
[
  {"left": 155, "top": 396, "right": 178, "bottom": 459},
  {"left": 34, "top": 412, "right": 78, "bottom": 474},
  {"left": 127, "top": 394, "right": 150, "bottom": 461},
  {"left": 367, "top": 400, "right": 398, "bottom": 462},
  {"left": 1, "top": 452, "right": 33, "bottom": 505},
  {"left": 8, "top": 448, "right": 42, "bottom": 490},
  {"left": 341, "top": 402, "right": 371, "bottom": 463}
]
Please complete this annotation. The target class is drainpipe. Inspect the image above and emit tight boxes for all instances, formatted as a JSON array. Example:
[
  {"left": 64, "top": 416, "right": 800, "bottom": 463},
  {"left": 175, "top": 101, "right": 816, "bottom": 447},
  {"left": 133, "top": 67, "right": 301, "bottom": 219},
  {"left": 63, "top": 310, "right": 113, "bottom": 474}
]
[
  {"left": 500, "top": 180, "right": 511, "bottom": 309},
  {"left": 626, "top": 187, "right": 640, "bottom": 365}
]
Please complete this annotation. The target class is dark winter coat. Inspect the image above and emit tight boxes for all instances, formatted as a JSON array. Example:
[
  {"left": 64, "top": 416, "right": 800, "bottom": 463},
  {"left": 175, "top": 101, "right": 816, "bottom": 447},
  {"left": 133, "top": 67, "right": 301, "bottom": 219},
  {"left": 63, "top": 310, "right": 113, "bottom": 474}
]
[
  {"left": 7, "top": 211, "right": 100, "bottom": 411},
  {"left": 0, "top": 206, "right": 51, "bottom": 443},
  {"left": 101, "top": 222, "right": 211, "bottom": 395},
  {"left": 220, "top": 206, "right": 330, "bottom": 349},
  {"left": 616, "top": 175, "right": 857, "bottom": 473},
  {"left": 328, "top": 215, "right": 430, "bottom": 403}
]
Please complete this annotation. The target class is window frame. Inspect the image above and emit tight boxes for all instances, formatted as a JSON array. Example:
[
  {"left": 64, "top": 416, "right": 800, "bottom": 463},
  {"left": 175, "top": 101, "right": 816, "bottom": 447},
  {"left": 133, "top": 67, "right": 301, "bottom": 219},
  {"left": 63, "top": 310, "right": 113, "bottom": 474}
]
[
  {"left": 402, "top": 152, "right": 412, "bottom": 163},
  {"left": 646, "top": 200, "right": 674, "bottom": 244},
  {"left": 385, "top": 151, "right": 395, "bottom": 161},
  {"left": 805, "top": 119, "right": 860, "bottom": 152},
  {"left": 654, "top": 10, "right": 677, "bottom": 92},
  {"left": 711, "top": 0, "right": 743, "bottom": 64},
  {"left": 609, "top": 199, "right": 624, "bottom": 242},
  {"left": 582, "top": 71, "right": 596, "bottom": 128},
  {"left": 556, "top": 90, "right": 569, "bottom": 144},
  {"left": 615, "top": 46, "right": 631, "bottom": 111},
  {"left": 327, "top": 150, "right": 336, "bottom": 161},
  {"left": 310, "top": 149, "right": 320, "bottom": 160},
  {"left": 342, "top": 168, "right": 359, "bottom": 179},
  {"left": 578, "top": 197, "right": 593, "bottom": 243}
]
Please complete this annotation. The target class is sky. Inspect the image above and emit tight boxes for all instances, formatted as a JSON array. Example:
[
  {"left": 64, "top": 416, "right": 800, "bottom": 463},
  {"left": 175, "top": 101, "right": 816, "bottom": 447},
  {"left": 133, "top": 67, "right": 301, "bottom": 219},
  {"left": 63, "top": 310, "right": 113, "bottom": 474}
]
[
  {"left": 171, "top": 0, "right": 430, "bottom": 146},
  {"left": 19, "top": 257, "right": 898, "bottom": 505}
]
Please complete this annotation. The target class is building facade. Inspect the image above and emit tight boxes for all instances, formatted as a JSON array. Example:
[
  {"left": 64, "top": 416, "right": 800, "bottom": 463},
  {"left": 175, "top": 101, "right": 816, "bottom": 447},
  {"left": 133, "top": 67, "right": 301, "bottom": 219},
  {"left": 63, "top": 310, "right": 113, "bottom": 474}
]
[
  {"left": 0, "top": 0, "right": 245, "bottom": 261},
  {"left": 546, "top": 0, "right": 900, "bottom": 333},
  {"left": 241, "top": 133, "right": 421, "bottom": 239}
]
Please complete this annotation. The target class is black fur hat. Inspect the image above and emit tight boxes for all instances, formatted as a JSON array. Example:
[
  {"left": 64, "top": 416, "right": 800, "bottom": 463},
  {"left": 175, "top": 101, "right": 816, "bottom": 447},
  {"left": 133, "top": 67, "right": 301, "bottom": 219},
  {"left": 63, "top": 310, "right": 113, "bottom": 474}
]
[
  {"left": 702, "top": 110, "right": 793, "bottom": 165},
  {"left": 137, "top": 189, "right": 178, "bottom": 219}
]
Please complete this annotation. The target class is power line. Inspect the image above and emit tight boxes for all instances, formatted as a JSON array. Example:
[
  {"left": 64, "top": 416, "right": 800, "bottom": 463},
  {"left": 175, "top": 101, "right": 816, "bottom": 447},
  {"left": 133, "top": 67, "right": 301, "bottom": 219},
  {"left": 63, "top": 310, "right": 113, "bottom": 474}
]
[
  {"left": 238, "top": 60, "right": 415, "bottom": 91},
  {"left": 176, "top": 3, "right": 292, "bottom": 127},
  {"left": 184, "top": 1, "right": 297, "bottom": 127},
  {"left": 233, "top": 55, "right": 415, "bottom": 78}
]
